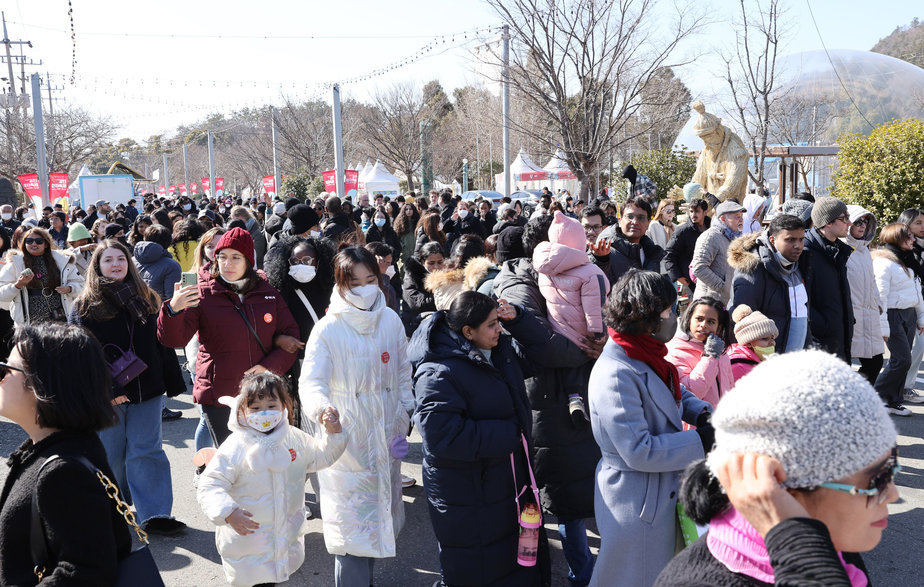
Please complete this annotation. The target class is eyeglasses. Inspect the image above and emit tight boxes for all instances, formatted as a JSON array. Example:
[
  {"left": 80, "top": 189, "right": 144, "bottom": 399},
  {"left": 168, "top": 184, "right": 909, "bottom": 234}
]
[
  {"left": 818, "top": 447, "right": 900, "bottom": 506},
  {"left": 0, "top": 362, "right": 24, "bottom": 381},
  {"left": 835, "top": 214, "right": 851, "bottom": 224},
  {"left": 23, "top": 237, "right": 44, "bottom": 245},
  {"left": 289, "top": 257, "right": 316, "bottom": 267}
]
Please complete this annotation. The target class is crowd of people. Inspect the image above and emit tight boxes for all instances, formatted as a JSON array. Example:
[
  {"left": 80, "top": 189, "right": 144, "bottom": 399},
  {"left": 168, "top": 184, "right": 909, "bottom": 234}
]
[{"left": 0, "top": 181, "right": 918, "bottom": 586}]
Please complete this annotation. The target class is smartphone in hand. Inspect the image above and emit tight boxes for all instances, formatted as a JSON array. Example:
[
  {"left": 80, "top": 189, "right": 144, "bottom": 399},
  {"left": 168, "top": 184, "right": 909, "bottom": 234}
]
[{"left": 180, "top": 271, "right": 199, "bottom": 307}]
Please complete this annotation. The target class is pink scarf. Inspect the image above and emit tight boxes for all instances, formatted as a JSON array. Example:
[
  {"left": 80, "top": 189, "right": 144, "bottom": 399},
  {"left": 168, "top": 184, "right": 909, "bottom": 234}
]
[{"left": 707, "top": 507, "right": 868, "bottom": 586}]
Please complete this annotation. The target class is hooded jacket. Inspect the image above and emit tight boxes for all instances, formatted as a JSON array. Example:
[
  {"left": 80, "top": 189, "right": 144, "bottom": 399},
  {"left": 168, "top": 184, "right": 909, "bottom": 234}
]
[
  {"left": 727, "top": 343, "right": 762, "bottom": 382},
  {"left": 691, "top": 222, "right": 736, "bottom": 305},
  {"left": 803, "top": 227, "right": 855, "bottom": 361},
  {"left": 157, "top": 272, "right": 299, "bottom": 406},
  {"left": 872, "top": 248, "right": 924, "bottom": 337},
  {"left": 533, "top": 212, "right": 610, "bottom": 345},
  {"left": 297, "top": 287, "right": 414, "bottom": 559},
  {"left": 729, "top": 232, "right": 813, "bottom": 353},
  {"left": 409, "top": 308, "right": 546, "bottom": 587},
  {"left": 132, "top": 241, "right": 182, "bottom": 300},
  {"left": 197, "top": 393, "right": 348, "bottom": 586},
  {"left": 841, "top": 206, "right": 884, "bottom": 359},
  {"left": 424, "top": 256, "right": 499, "bottom": 311},
  {"left": 0, "top": 249, "right": 84, "bottom": 325}
]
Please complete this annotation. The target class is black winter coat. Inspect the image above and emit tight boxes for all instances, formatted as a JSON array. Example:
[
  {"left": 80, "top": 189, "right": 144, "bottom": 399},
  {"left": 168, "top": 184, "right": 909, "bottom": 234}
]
[
  {"left": 729, "top": 233, "right": 813, "bottom": 352},
  {"left": 493, "top": 216, "right": 528, "bottom": 235},
  {"left": 803, "top": 228, "right": 854, "bottom": 362},
  {"left": 443, "top": 214, "right": 488, "bottom": 253},
  {"left": 664, "top": 218, "right": 711, "bottom": 283},
  {"left": 364, "top": 223, "right": 402, "bottom": 256},
  {"left": 0, "top": 431, "right": 132, "bottom": 585},
  {"left": 401, "top": 256, "right": 435, "bottom": 336},
  {"left": 492, "top": 258, "right": 600, "bottom": 519},
  {"left": 410, "top": 308, "right": 548, "bottom": 587},
  {"left": 69, "top": 307, "right": 179, "bottom": 403},
  {"left": 322, "top": 212, "right": 352, "bottom": 243},
  {"left": 414, "top": 227, "right": 450, "bottom": 257},
  {"left": 593, "top": 225, "right": 665, "bottom": 286}
]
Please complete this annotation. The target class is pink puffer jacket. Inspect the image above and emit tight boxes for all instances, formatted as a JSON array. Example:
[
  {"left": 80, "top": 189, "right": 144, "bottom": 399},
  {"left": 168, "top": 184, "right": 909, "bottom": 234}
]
[
  {"left": 665, "top": 333, "right": 734, "bottom": 409},
  {"left": 533, "top": 211, "right": 610, "bottom": 346},
  {"left": 727, "top": 343, "right": 762, "bottom": 382}
]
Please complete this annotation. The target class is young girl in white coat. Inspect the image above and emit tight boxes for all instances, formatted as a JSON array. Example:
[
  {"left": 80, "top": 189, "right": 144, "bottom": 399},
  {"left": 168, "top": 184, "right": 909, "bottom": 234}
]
[{"left": 197, "top": 372, "right": 347, "bottom": 586}]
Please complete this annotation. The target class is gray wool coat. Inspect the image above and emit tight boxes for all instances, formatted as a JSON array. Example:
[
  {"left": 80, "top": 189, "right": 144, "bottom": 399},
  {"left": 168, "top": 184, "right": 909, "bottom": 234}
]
[
  {"left": 690, "top": 224, "right": 735, "bottom": 305},
  {"left": 588, "top": 340, "right": 710, "bottom": 587}
]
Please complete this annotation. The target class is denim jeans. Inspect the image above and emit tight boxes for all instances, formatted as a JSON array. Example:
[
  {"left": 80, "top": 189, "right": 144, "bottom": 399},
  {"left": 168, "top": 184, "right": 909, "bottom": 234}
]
[
  {"left": 194, "top": 406, "right": 213, "bottom": 452},
  {"left": 558, "top": 517, "right": 594, "bottom": 586},
  {"left": 875, "top": 308, "right": 916, "bottom": 405},
  {"left": 904, "top": 329, "right": 924, "bottom": 389},
  {"left": 98, "top": 395, "right": 174, "bottom": 524},
  {"left": 334, "top": 554, "right": 375, "bottom": 587}
]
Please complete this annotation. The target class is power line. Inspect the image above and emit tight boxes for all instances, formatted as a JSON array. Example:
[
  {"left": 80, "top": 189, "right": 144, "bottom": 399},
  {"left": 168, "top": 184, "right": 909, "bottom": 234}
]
[{"left": 805, "top": 0, "right": 875, "bottom": 130}]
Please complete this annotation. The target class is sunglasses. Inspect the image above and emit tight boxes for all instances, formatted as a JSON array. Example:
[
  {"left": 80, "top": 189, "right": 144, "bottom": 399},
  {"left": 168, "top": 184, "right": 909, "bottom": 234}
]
[
  {"left": 24, "top": 237, "right": 45, "bottom": 245},
  {"left": 289, "top": 257, "right": 316, "bottom": 266},
  {"left": 853, "top": 218, "right": 869, "bottom": 226},
  {"left": 818, "top": 447, "right": 900, "bottom": 506},
  {"left": 0, "top": 362, "right": 24, "bottom": 381}
]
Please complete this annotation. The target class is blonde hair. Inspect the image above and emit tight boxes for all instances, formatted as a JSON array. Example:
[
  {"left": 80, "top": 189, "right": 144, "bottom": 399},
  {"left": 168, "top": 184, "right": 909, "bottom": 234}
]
[{"left": 191, "top": 227, "right": 226, "bottom": 274}]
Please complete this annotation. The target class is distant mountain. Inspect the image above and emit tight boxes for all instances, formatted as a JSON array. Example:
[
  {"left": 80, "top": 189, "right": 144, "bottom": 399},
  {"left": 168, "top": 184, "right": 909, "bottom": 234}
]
[{"left": 872, "top": 18, "right": 924, "bottom": 69}]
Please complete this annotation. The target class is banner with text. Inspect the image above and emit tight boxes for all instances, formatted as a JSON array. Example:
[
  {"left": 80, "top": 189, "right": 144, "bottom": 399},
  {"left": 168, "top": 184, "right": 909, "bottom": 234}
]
[
  {"left": 179, "top": 183, "right": 187, "bottom": 196},
  {"left": 215, "top": 177, "right": 225, "bottom": 198},
  {"left": 17, "top": 173, "right": 43, "bottom": 218},
  {"left": 322, "top": 169, "right": 360, "bottom": 198},
  {"left": 49, "top": 173, "right": 69, "bottom": 210},
  {"left": 263, "top": 175, "right": 275, "bottom": 198}
]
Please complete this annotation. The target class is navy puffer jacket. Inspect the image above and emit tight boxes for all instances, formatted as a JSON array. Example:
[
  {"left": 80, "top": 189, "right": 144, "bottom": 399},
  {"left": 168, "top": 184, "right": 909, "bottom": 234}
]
[{"left": 409, "top": 307, "right": 547, "bottom": 587}]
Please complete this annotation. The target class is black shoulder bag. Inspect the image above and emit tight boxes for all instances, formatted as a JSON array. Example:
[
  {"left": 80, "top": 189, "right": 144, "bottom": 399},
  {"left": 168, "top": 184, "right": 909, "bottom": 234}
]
[
  {"left": 30, "top": 454, "right": 164, "bottom": 586},
  {"left": 233, "top": 304, "right": 269, "bottom": 356}
]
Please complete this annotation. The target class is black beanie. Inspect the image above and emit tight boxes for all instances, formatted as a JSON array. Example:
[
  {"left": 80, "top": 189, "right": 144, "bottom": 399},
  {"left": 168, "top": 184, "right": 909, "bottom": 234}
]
[
  {"left": 496, "top": 226, "right": 527, "bottom": 263},
  {"left": 288, "top": 205, "right": 320, "bottom": 235},
  {"left": 285, "top": 197, "right": 301, "bottom": 211}
]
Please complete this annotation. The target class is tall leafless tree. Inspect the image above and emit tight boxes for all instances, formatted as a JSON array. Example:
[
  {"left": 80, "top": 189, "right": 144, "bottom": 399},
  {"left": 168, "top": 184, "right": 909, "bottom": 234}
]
[
  {"left": 358, "top": 82, "right": 425, "bottom": 193},
  {"left": 486, "top": 0, "right": 706, "bottom": 198}
]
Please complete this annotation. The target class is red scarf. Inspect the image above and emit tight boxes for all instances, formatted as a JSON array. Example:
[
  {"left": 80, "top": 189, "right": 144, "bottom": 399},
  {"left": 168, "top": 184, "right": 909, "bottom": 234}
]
[{"left": 608, "top": 327, "right": 681, "bottom": 402}]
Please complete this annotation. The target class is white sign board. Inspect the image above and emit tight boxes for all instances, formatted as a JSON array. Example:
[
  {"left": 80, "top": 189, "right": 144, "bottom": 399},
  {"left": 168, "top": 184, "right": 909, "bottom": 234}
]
[{"left": 78, "top": 175, "right": 135, "bottom": 209}]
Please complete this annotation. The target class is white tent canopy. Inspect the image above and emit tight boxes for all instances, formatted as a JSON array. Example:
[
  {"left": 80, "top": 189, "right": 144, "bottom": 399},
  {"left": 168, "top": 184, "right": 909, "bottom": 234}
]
[
  {"left": 543, "top": 150, "right": 580, "bottom": 196},
  {"left": 495, "top": 148, "right": 550, "bottom": 193},
  {"left": 359, "top": 159, "right": 374, "bottom": 183},
  {"left": 363, "top": 160, "right": 400, "bottom": 197}
]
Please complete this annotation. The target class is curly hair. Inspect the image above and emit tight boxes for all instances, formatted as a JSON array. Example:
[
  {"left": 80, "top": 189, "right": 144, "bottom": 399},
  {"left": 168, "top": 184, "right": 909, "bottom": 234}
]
[
  {"left": 393, "top": 203, "right": 420, "bottom": 236},
  {"left": 264, "top": 234, "right": 335, "bottom": 296},
  {"left": 171, "top": 215, "right": 206, "bottom": 259},
  {"left": 604, "top": 269, "right": 676, "bottom": 335}
]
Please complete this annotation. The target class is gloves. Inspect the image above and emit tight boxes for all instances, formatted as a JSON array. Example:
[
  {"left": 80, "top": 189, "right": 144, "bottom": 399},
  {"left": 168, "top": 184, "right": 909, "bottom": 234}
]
[
  {"left": 703, "top": 333, "right": 725, "bottom": 358},
  {"left": 390, "top": 436, "right": 409, "bottom": 460},
  {"left": 696, "top": 410, "right": 712, "bottom": 430},
  {"left": 695, "top": 421, "right": 715, "bottom": 454}
]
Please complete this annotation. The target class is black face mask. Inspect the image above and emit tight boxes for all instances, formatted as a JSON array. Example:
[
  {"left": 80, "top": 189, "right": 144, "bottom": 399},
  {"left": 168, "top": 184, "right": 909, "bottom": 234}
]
[{"left": 651, "top": 313, "right": 678, "bottom": 343}]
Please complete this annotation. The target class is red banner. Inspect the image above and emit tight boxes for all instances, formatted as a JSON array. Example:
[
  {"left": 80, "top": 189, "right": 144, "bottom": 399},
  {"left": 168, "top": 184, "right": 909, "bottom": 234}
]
[
  {"left": 17, "top": 173, "right": 43, "bottom": 217},
  {"left": 322, "top": 169, "right": 360, "bottom": 198},
  {"left": 179, "top": 183, "right": 187, "bottom": 196},
  {"left": 190, "top": 183, "right": 198, "bottom": 195},
  {"left": 262, "top": 175, "right": 276, "bottom": 197},
  {"left": 158, "top": 186, "right": 166, "bottom": 195},
  {"left": 49, "top": 173, "right": 69, "bottom": 209},
  {"left": 554, "top": 170, "right": 576, "bottom": 180},
  {"left": 168, "top": 185, "right": 176, "bottom": 196},
  {"left": 215, "top": 178, "right": 225, "bottom": 198},
  {"left": 201, "top": 178, "right": 210, "bottom": 193},
  {"left": 515, "top": 171, "right": 549, "bottom": 182}
]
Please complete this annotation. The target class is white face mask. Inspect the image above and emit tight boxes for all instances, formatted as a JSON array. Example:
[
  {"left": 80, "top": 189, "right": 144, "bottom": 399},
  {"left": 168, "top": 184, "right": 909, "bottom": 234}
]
[
  {"left": 458, "top": 209, "right": 469, "bottom": 219},
  {"left": 182, "top": 204, "right": 191, "bottom": 211},
  {"left": 289, "top": 264, "right": 317, "bottom": 283},
  {"left": 374, "top": 217, "right": 386, "bottom": 227},
  {"left": 345, "top": 283, "right": 380, "bottom": 310},
  {"left": 437, "top": 222, "right": 444, "bottom": 232},
  {"left": 309, "top": 230, "right": 322, "bottom": 238},
  {"left": 384, "top": 265, "right": 396, "bottom": 279},
  {"left": 245, "top": 410, "right": 284, "bottom": 433},
  {"left": 1, "top": 213, "right": 11, "bottom": 221}
]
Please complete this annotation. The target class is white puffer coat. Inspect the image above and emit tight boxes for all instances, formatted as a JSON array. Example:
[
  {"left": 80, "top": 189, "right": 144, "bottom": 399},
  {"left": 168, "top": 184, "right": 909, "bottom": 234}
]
[
  {"left": 842, "top": 205, "right": 883, "bottom": 358},
  {"left": 872, "top": 249, "right": 924, "bottom": 337},
  {"left": 197, "top": 393, "right": 348, "bottom": 586},
  {"left": 299, "top": 287, "right": 414, "bottom": 559},
  {"left": 0, "top": 249, "right": 83, "bottom": 324}
]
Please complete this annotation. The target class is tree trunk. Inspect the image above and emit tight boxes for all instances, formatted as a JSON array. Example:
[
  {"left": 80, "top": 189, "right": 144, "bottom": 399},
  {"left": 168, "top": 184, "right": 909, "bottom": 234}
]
[{"left": 404, "top": 167, "right": 416, "bottom": 194}]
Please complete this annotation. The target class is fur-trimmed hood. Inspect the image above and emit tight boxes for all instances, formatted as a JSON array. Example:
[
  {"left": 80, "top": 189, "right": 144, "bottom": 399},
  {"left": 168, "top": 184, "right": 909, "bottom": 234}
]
[
  {"left": 462, "top": 256, "right": 499, "bottom": 291},
  {"left": 727, "top": 232, "right": 762, "bottom": 273},
  {"left": 424, "top": 265, "right": 466, "bottom": 293}
]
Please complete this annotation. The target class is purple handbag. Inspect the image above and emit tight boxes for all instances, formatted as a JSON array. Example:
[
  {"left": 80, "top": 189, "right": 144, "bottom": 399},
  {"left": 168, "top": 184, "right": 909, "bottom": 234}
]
[{"left": 104, "top": 321, "right": 148, "bottom": 387}]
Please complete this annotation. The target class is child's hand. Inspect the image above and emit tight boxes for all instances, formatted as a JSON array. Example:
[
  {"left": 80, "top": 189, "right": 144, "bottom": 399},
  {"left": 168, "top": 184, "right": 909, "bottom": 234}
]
[
  {"left": 322, "top": 409, "right": 342, "bottom": 434},
  {"left": 225, "top": 508, "right": 260, "bottom": 536}
]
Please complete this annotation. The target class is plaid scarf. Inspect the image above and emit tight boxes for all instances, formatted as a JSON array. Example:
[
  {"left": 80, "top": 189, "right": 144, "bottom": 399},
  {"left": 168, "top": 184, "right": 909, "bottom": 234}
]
[{"left": 99, "top": 278, "right": 149, "bottom": 324}]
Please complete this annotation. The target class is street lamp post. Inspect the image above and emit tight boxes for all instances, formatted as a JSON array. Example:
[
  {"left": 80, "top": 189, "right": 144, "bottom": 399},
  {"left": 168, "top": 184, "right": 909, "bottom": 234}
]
[{"left": 462, "top": 158, "right": 468, "bottom": 193}]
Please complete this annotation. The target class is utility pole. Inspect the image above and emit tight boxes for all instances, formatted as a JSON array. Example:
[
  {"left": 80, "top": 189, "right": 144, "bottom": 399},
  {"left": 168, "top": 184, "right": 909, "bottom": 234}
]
[
  {"left": 271, "top": 106, "right": 280, "bottom": 200},
  {"left": 502, "top": 24, "right": 511, "bottom": 197},
  {"left": 30, "top": 74, "right": 48, "bottom": 205},
  {"left": 162, "top": 152, "right": 169, "bottom": 195},
  {"left": 331, "top": 85, "right": 345, "bottom": 200},
  {"left": 208, "top": 130, "right": 215, "bottom": 200},
  {"left": 182, "top": 142, "right": 189, "bottom": 192}
]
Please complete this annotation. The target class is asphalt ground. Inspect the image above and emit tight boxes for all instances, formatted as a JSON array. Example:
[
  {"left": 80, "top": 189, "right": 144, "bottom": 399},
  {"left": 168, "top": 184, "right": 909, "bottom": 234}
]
[{"left": 2, "top": 361, "right": 922, "bottom": 586}]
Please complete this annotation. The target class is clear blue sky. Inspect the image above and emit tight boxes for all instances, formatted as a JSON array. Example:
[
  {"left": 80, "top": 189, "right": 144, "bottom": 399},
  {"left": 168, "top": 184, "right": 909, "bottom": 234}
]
[{"left": 4, "top": 0, "right": 920, "bottom": 140}]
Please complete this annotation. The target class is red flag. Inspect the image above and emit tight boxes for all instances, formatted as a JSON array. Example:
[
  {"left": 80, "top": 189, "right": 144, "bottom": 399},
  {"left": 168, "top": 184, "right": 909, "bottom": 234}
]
[
  {"left": 17, "top": 173, "right": 43, "bottom": 216},
  {"left": 201, "top": 178, "right": 210, "bottom": 192},
  {"left": 263, "top": 175, "right": 276, "bottom": 196},
  {"left": 190, "top": 183, "right": 198, "bottom": 195},
  {"left": 179, "top": 183, "right": 187, "bottom": 196},
  {"left": 49, "top": 173, "right": 69, "bottom": 207},
  {"left": 158, "top": 186, "right": 166, "bottom": 195},
  {"left": 345, "top": 170, "right": 359, "bottom": 198},
  {"left": 322, "top": 170, "right": 337, "bottom": 196}
]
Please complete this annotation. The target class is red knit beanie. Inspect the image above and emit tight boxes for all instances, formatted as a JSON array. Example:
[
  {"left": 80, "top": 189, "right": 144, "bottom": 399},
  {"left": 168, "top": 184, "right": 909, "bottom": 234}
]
[{"left": 214, "top": 227, "right": 255, "bottom": 268}]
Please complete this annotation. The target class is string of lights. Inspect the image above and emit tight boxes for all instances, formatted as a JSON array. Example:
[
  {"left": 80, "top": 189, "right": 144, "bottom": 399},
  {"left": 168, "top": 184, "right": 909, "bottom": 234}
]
[{"left": 67, "top": 1, "right": 76, "bottom": 84}]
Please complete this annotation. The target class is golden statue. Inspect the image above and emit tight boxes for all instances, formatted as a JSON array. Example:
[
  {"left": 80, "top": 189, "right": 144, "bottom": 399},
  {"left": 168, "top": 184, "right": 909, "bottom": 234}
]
[{"left": 690, "top": 101, "right": 749, "bottom": 203}]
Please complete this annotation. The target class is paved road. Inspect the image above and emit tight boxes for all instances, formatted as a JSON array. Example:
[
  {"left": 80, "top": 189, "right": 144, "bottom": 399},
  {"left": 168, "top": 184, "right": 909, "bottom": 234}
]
[{"left": 2, "top": 364, "right": 923, "bottom": 586}]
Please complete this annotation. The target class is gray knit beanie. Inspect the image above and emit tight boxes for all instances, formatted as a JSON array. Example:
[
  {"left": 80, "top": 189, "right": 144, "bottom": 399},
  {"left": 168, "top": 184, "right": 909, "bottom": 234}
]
[
  {"left": 781, "top": 199, "right": 813, "bottom": 225},
  {"left": 810, "top": 196, "right": 848, "bottom": 228},
  {"left": 731, "top": 305, "right": 778, "bottom": 344},
  {"left": 707, "top": 349, "right": 896, "bottom": 488}
]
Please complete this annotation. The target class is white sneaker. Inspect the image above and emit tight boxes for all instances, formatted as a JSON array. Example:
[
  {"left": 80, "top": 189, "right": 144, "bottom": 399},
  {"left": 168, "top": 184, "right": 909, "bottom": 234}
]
[
  {"left": 887, "top": 404, "right": 912, "bottom": 416},
  {"left": 903, "top": 389, "right": 924, "bottom": 404},
  {"left": 401, "top": 474, "right": 417, "bottom": 488}
]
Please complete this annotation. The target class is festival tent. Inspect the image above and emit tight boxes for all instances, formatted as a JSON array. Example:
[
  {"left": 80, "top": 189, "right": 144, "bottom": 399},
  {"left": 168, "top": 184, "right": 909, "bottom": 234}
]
[
  {"left": 68, "top": 165, "right": 93, "bottom": 202},
  {"left": 543, "top": 150, "right": 580, "bottom": 196},
  {"left": 494, "top": 148, "right": 549, "bottom": 193},
  {"left": 359, "top": 160, "right": 374, "bottom": 184},
  {"left": 363, "top": 160, "right": 401, "bottom": 198}
]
